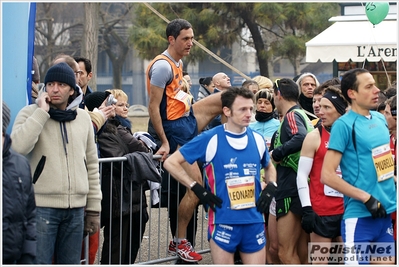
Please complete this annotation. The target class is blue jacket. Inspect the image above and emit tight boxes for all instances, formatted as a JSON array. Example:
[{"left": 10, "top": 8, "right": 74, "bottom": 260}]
[{"left": 2, "top": 134, "right": 36, "bottom": 263}]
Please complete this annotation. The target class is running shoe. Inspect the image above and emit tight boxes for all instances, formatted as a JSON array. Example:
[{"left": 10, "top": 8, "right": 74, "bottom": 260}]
[
  {"left": 168, "top": 240, "right": 177, "bottom": 256},
  {"left": 176, "top": 239, "right": 202, "bottom": 262}
]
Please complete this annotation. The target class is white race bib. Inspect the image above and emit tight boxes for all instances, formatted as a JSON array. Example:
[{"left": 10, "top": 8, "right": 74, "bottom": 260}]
[
  {"left": 372, "top": 144, "right": 394, "bottom": 182},
  {"left": 226, "top": 176, "right": 256, "bottom": 210}
]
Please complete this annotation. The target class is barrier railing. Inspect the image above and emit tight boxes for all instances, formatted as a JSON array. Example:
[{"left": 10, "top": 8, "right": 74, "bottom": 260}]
[{"left": 82, "top": 156, "right": 210, "bottom": 264}]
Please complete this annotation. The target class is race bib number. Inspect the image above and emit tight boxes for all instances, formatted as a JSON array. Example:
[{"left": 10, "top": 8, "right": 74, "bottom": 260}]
[
  {"left": 174, "top": 90, "right": 193, "bottom": 116},
  {"left": 372, "top": 144, "right": 394, "bottom": 182},
  {"left": 324, "top": 165, "right": 343, "bottom": 197},
  {"left": 226, "top": 176, "right": 256, "bottom": 210}
]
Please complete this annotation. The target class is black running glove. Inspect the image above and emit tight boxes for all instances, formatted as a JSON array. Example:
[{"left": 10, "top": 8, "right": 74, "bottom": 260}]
[
  {"left": 256, "top": 182, "right": 277, "bottom": 213},
  {"left": 191, "top": 183, "right": 222, "bottom": 212},
  {"left": 301, "top": 206, "right": 319, "bottom": 234},
  {"left": 364, "top": 195, "right": 387, "bottom": 219}
]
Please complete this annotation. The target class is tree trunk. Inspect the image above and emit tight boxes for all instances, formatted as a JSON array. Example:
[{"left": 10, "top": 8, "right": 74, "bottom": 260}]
[
  {"left": 112, "top": 60, "right": 123, "bottom": 89},
  {"left": 293, "top": 58, "right": 301, "bottom": 76},
  {"left": 241, "top": 11, "right": 270, "bottom": 78},
  {"left": 82, "top": 3, "right": 99, "bottom": 91}
]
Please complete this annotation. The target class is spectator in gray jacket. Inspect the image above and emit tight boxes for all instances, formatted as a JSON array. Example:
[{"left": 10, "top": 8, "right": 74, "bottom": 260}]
[{"left": 197, "top": 76, "right": 216, "bottom": 101}]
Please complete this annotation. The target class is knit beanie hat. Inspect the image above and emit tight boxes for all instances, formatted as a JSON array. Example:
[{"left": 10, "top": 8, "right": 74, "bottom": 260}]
[
  {"left": 84, "top": 91, "right": 111, "bottom": 111},
  {"left": 3, "top": 101, "right": 11, "bottom": 133},
  {"left": 255, "top": 89, "right": 275, "bottom": 110},
  {"left": 44, "top": 62, "right": 77, "bottom": 91}
]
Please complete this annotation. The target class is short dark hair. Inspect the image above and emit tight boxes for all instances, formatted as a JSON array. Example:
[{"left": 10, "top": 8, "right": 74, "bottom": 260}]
[
  {"left": 385, "top": 95, "right": 397, "bottom": 114},
  {"left": 341, "top": 68, "right": 369, "bottom": 104},
  {"left": 166, "top": 19, "right": 192, "bottom": 40},
  {"left": 384, "top": 87, "right": 397, "bottom": 99},
  {"left": 313, "top": 77, "right": 341, "bottom": 96},
  {"left": 273, "top": 78, "right": 299, "bottom": 102},
  {"left": 74, "top": 56, "right": 92, "bottom": 73},
  {"left": 183, "top": 71, "right": 189, "bottom": 76},
  {"left": 221, "top": 87, "right": 254, "bottom": 110},
  {"left": 376, "top": 91, "right": 388, "bottom": 112},
  {"left": 199, "top": 77, "right": 213, "bottom": 86}
]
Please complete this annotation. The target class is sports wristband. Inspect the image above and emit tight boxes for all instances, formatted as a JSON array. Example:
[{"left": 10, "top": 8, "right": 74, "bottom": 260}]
[{"left": 189, "top": 181, "right": 197, "bottom": 189}]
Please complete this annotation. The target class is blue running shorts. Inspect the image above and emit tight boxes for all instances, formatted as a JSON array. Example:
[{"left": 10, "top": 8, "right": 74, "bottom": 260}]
[{"left": 208, "top": 223, "right": 266, "bottom": 254}]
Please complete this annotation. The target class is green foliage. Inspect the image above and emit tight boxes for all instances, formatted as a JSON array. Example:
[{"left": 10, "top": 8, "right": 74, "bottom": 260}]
[
  {"left": 130, "top": 2, "right": 340, "bottom": 73},
  {"left": 269, "top": 3, "right": 340, "bottom": 62},
  {"left": 255, "top": 3, "right": 284, "bottom": 25}
]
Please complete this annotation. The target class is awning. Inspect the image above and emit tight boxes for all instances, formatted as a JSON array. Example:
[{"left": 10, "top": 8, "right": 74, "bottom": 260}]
[{"left": 306, "top": 19, "right": 397, "bottom": 62}]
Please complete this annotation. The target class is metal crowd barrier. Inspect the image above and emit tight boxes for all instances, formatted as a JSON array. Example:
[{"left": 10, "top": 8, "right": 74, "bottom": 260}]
[{"left": 81, "top": 156, "right": 210, "bottom": 265}]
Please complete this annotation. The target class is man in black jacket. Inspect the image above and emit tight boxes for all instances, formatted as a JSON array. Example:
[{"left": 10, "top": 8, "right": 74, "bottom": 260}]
[
  {"left": 2, "top": 101, "right": 37, "bottom": 264},
  {"left": 271, "top": 79, "right": 314, "bottom": 264}
]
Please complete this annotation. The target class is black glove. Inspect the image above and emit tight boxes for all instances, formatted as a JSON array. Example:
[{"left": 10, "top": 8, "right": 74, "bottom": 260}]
[
  {"left": 256, "top": 182, "right": 277, "bottom": 213},
  {"left": 191, "top": 183, "right": 222, "bottom": 212},
  {"left": 364, "top": 195, "right": 387, "bottom": 219},
  {"left": 301, "top": 206, "right": 320, "bottom": 234}
]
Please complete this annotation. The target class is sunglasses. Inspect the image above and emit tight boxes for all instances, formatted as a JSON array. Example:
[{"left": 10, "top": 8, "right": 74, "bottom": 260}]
[{"left": 274, "top": 79, "right": 281, "bottom": 93}]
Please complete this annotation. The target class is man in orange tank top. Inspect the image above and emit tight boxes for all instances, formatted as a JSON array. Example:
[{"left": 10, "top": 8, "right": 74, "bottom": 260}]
[{"left": 146, "top": 19, "right": 224, "bottom": 263}]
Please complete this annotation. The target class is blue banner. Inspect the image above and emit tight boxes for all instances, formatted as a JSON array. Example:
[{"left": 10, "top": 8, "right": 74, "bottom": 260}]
[
  {"left": 27, "top": 3, "right": 36, "bottom": 104},
  {"left": 2, "top": 2, "right": 36, "bottom": 134}
]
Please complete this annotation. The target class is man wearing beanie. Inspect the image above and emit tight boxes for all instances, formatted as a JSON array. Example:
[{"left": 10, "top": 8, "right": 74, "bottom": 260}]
[
  {"left": 268, "top": 78, "right": 314, "bottom": 264},
  {"left": 3, "top": 101, "right": 37, "bottom": 264},
  {"left": 11, "top": 62, "right": 102, "bottom": 264},
  {"left": 322, "top": 68, "right": 396, "bottom": 264},
  {"left": 296, "top": 86, "right": 348, "bottom": 264},
  {"left": 52, "top": 54, "right": 113, "bottom": 134}
]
